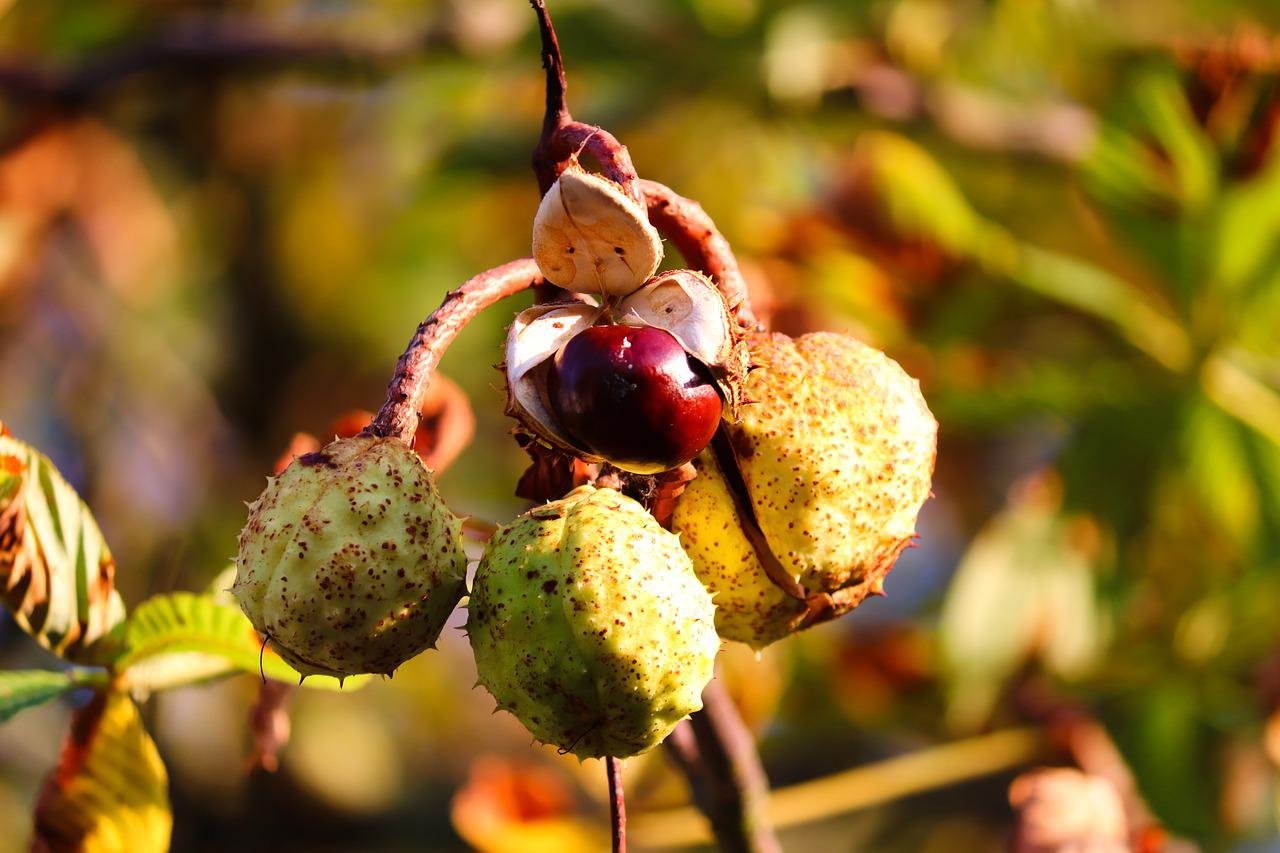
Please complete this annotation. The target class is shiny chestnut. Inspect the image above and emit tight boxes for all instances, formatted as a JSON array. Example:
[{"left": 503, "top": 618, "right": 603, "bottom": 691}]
[{"left": 548, "top": 325, "right": 723, "bottom": 473}]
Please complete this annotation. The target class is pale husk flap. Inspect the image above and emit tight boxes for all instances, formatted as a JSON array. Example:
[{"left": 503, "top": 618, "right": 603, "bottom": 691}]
[
  {"left": 619, "top": 270, "right": 748, "bottom": 418},
  {"left": 531, "top": 166, "right": 663, "bottom": 297},
  {"left": 503, "top": 301, "right": 600, "bottom": 455}
]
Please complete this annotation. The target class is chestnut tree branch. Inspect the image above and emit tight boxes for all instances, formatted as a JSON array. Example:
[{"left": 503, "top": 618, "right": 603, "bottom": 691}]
[
  {"left": 640, "top": 179, "right": 757, "bottom": 328},
  {"left": 522, "top": 12, "right": 774, "bottom": 852},
  {"left": 367, "top": 258, "right": 543, "bottom": 445},
  {"left": 528, "top": 1, "right": 640, "bottom": 201},
  {"left": 678, "top": 680, "right": 781, "bottom": 853},
  {"left": 0, "top": 20, "right": 445, "bottom": 106}
]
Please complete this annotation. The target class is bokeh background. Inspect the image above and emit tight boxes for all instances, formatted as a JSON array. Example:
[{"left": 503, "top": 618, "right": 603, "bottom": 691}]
[{"left": 3, "top": 0, "right": 1280, "bottom": 849}]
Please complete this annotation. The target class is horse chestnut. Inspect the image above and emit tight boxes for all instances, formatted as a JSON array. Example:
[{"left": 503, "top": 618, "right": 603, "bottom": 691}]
[
  {"left": 505, "top": 270, "right": 746, "bottom": 474},
  {"left": 547, "top": 325, "right": 722, "bottom": 474}
]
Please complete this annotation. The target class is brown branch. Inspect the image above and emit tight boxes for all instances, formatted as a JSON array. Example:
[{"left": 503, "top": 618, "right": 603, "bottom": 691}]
[
  {"left": 531, "top": 0, "right": 569, "bottom": 145},
  {"left": 0, "top": 19, "right": 445, "bottom": 107},
  {"left": 640, "top": 179, "right": 757, "bottom": 328},
  {"left": 663, "top": 720, "right": 702, "bottom": 778},
  {"left": 366, "top": 258, "right": 543, "bottom": 444},
  {"left": 607, "top": 755, "right": 627, "bottom": 853},
  {"left": 528, "top": 1, "right": 641, "bottom": 202},
  {"left": 680, "top": 680, "right": 781, "bottom": 853},
  {"left": 0, "top": 18, "right": 449, "bottom": 156}
]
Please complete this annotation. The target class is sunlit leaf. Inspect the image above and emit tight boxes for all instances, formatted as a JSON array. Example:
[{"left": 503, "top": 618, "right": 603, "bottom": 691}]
[
  {"left": 0, "top": 432, "right": 126, "bottom": 662},
  {"left": 31, "top": 689, "right": 171, "bottom": 853},
  {"left": 1132, "top": 70, "right": 1218, "bottom": 212},
  {"left": 848, "top": 134, "right": 1193, "bottom": 371},
  {"left": 1003, "top": 245, "right": 1191, "bottom": 372},
  {"left": 1183, "top": 402, "right": 1259, "bottom": 547},
  {"left": 1211, "top": 154, "right": 1280, "bottom": 298},
  {"left": 849, "top": 131, "right": 984, "bottom": 258},
  {"left": 939, "top": 474, "right": 1108, "bottom": 730},
  {"left": 0, "top": 668, "right": 106, "bottom": 723},
  {"left": 113, "top": 592, "right": 366, "bottom": 694},
  {"left": 1085, "top": 124, "right": 1174, "bottom": 213},
  {"left": 1201, "top": 351, "right": 1280, "bottom": 448},
  {"left": 1081, "top": 67, "right": 1219, "bottom": 308}
]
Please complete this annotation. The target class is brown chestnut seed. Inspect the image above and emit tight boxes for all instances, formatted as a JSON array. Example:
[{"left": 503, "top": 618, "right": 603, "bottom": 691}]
[{"left": 548, "top": 325, "right": 723, "bottom": 474}]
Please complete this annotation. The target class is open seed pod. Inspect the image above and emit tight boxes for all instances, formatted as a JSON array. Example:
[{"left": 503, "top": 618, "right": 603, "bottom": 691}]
[
  {"left": 619, "top": 270, "right": 750, "bottom": 415},
  {"left": 671, "top": 332, "right": 937, "bottom": 649},
  {"left": 532, "top": 165, "right": 663, "bottom": 297},
  {"left": 504, "top": 270, "right": 747, "bottom": 474}
]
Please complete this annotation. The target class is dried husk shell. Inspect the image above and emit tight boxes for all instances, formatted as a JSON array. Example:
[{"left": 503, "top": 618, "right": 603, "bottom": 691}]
[
  {"left": 532, "top": 166, "right": 663, "bottom": 297},
  {"left": 503, "top": 301, "right": 601, "bottom": 458},
  {"left": 671, "top": 332, "right": 937, "bottom": 648},
  {"left": 617, "top": 269, "right": 748, "bottom": 416}
]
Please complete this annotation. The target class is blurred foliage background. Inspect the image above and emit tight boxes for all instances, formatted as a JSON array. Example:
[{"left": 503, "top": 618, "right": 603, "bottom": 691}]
[{"left": 2, "top": 0, "right": 1280, "bottom": 849}]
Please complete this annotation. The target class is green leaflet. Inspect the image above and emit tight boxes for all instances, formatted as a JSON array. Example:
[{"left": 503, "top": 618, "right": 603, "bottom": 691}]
[
  {"left": 0, "top": 668, "right": 107, "bottom": 723},
  {"left": 114, "top": 592, "right": 366, "bottom": 693}
]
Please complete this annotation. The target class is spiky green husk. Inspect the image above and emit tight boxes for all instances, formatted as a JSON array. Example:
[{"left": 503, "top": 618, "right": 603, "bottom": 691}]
[
  {"left": 468, "top": 486, "right": 719, "bottom": 759},
  {"left": 233, "top": 435, "right": 467, "bottom": 678}
]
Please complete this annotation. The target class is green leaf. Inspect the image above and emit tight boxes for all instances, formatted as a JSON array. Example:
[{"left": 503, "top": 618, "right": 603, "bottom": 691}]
[
  {"left": 939, "top": 478, "right": 1108, "bottom": 730},
  {"left": 1102, "top": 682, "right": 1222, "bottom": 844},
  {"left": 0, "top": 668, "right": 106, "bottom": 723},
  {"left": 1183, "top": 401, "right": 1260, "bottom": 547},
  {"left": 1132, "top": 70, "right": 1218, "bottom": 212},
  {"left": 32, "top": 689, "right": 171, "bottom": 852},
  {"left": 1210, "top": 154, "right": 1280, "bottom": 298},
  {"left": 850, "top": 135, "right": 1194, "bottom": 372},
  {"left": 853, "top": 131, "right": 983, "bottom": 257},
  {"left": 998, "top": 244, "right": 1192, "bottom": 372},
  {"left": 1201, "top": 350, "right": 1280, "bottom": 448},
  {"left": 114, "top": 592, "right": 364, "bottom": 693},
  {"left": 0, "top": 433, "right": 126, "bottom": 662}
]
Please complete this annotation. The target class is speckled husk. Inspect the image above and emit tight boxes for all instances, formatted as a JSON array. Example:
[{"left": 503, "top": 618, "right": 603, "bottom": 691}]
[
  {"left": 468, "top": 486, "right": 719, "bottom": 759},
  {"left": 233, "top": 435, "right": 467, "bottom": 678},
  {"left": 672, "top": 332, "right": 937, "bottom": 649}
]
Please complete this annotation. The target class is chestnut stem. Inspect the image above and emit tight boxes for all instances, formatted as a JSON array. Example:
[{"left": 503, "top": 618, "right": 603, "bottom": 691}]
[
  {"left": 460, "top": 517, "right": 499, "bottom": 543},
  {"left": 607, "top": 755, "right": 627, "bottom": 853},
  {"left": 367, "top": 258, "right": 543, "bottom": 444},
  {"left": 531, "top": 0, "right": 569, "bottom": 140},
  {"left": 529, "top": 1, "right": 641, "bottom": 202},
  {"left": 526, "top": 9, "right": 771, "bottom": 851},
  {"left": 640, "top": 179, "right": 757, "bottom": 329}
]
